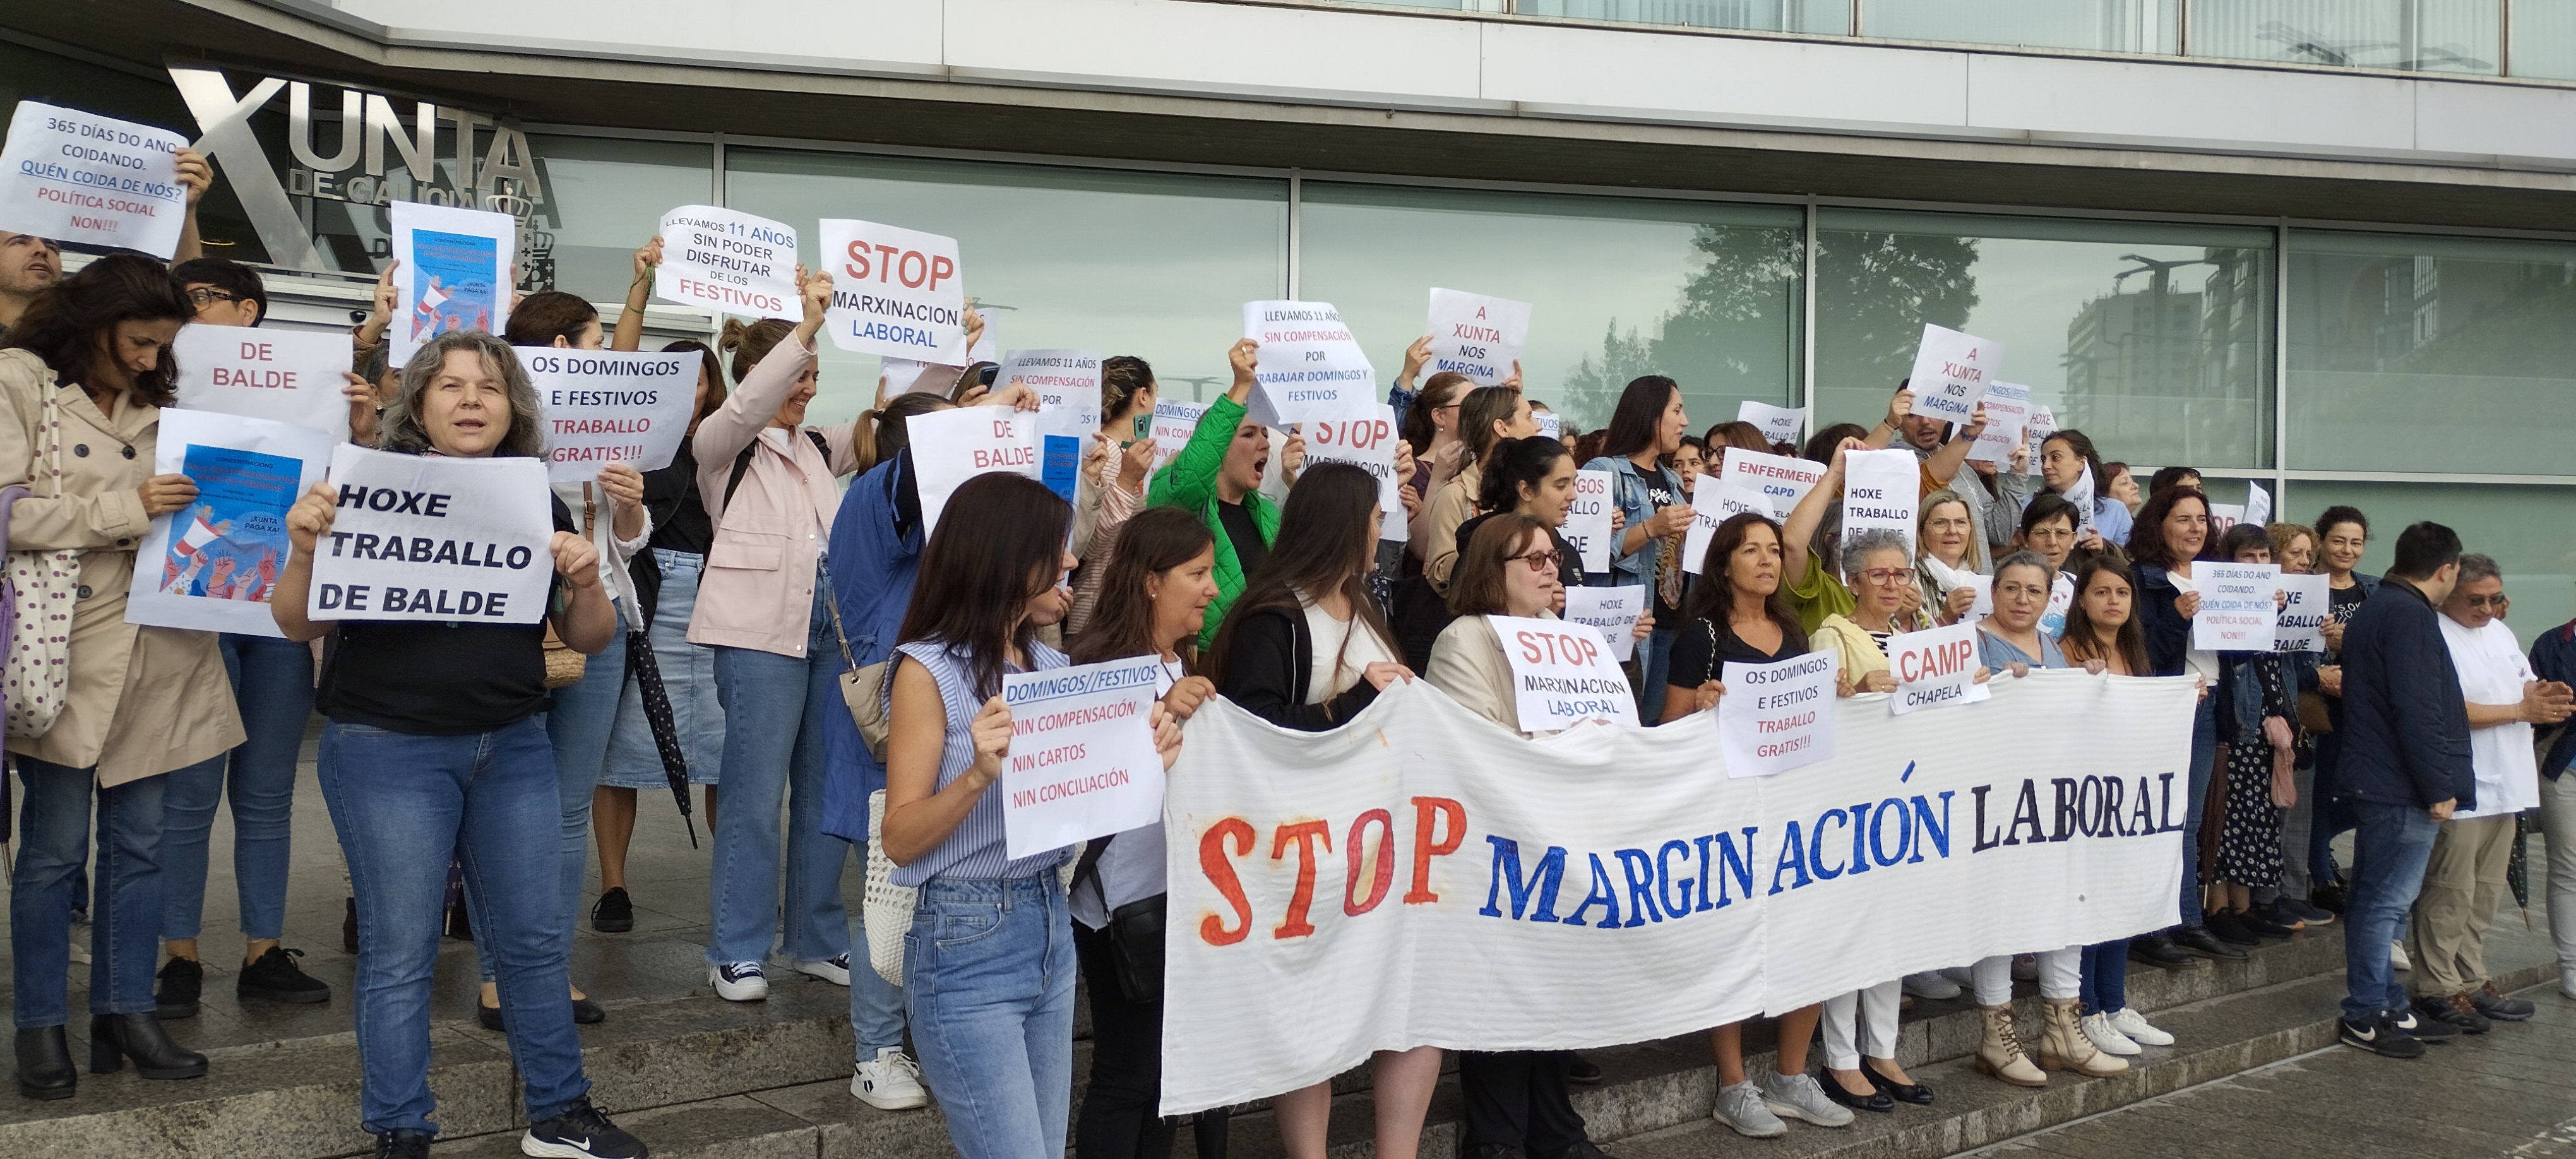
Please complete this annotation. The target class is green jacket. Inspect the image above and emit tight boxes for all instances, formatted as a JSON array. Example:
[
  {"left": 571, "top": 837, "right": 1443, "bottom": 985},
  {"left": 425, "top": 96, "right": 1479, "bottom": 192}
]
[{"left": 1148, "top": 393, "right": 1279, "bottom": 650}]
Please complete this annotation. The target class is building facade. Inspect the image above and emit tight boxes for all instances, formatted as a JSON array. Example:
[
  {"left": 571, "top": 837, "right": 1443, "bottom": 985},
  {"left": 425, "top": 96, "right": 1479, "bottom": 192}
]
[{"left": 5, "top": 0, "right": 2573, "bottom": 636}]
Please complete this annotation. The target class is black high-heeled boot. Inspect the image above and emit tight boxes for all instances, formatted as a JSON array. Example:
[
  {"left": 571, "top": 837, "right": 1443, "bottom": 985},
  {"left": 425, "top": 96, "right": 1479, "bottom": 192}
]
[
  {"left": 88, "top": 1013, "right": 207, "bottom": 1079},
  {"left": 15, "top": 1026, "right": 74, "bottom": 1100}
]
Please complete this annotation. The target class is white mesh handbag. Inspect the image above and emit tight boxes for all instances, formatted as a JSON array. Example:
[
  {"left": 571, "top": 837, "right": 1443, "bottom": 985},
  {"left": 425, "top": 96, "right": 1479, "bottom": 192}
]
[{"left": 862, "top": 790, "right": 915, "bottom": 987}]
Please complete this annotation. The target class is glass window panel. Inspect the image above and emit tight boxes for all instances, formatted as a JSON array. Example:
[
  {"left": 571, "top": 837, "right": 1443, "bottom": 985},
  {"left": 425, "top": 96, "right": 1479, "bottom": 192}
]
[
  {"left": 2188, "top": 1, "right": 2502, "bottom": 74},
  {"left": 1517, "top": 0, "right": 1851, "bottom": 34},
  {"left": 1299, "top": 183, "right": 1803, "bottom": 433},
  {"left": 1814, "top": 210, "right": 2274, "bottom": 470},
  {"left": 2511, "top": 0, "right": 2576, "bottom": 78},
  {"left": 522, "top": 135, "right": 711, "bottom": 306},
  {"left": 1861, "top": 0, "right": 2178, "bottom": 53},
  {"left": 2281, "top": 481, "right": 2576, "bottom": 650},
  {"left": 722, "top": 150, "right": 1287, "bottom": 427},
  {"left": 2286, "top": 229, "right": 2576, "bottom": 475}
]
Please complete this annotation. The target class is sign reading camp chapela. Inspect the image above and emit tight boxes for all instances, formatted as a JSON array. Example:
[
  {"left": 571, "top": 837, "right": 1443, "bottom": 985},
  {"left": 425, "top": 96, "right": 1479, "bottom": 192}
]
[
  {"left": 173, "top": 325, "right": 354, "bottom": 442},
  {"left": 1424, "top": 288, "right": 1530, "bottom": 388},
  {"left": 1241, "top": 300, "right": 1374, "bottom": 431},
  {"left": 999, "top": 655, "right": 1167, "bottom": 859},
  {"left": 1887, "top": 621, "right": 1991, "bottom": 716},
  {"left": 1159, "top": 672, "right": 2195, "bottom": 1114},
  {"left": 656, "top": 205, "right": 797, "bottom": 317},
  {"left": 820, "top": 218, "right": 966, "bottom": 363},
  {"left": 523, "top": 347, "right": 697, "bottom": 484},
  {"left": 126, "top": 410, "right": 335, "bottom": 637},
  {"left": 1904, "top": 323, "right": 2001, "bottom": 425},
  {"left": 306, "top": 445, "right": 555, "bottom": 624},
  {"left": 0, "top": 101, "right": 189, "bottom": 259}
]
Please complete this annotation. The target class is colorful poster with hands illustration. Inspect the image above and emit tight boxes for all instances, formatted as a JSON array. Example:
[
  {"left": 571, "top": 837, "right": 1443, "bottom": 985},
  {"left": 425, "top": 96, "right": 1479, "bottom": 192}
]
[
  {"left": 126, "top": 410, "right": 337, "bottom": 637},
  {"left": 388, "top": 201, "right": 515, "bottom": 366}
]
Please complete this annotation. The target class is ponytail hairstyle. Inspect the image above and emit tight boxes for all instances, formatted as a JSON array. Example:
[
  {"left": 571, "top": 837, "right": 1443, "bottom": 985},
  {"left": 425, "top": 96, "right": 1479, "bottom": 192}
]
[
  {"left": 1457, "top": 384, "right": 1521, "bottom": 469},
  {"left": 720, "top": 316, "right": 794, "bottom": 384},
  {"left": 864, "top": 391, "right": 955, "bottom": 466},
  {"left": 1102, "top": 355, "right": 1155, "bottom": 424},
  {"left": 0, "top": 253, "right": 191, "bottom": 408},
  {"left": 2060, "top": 554, "right": 2150, "bottom": 675},
  {"left": 1070, "top": 506, "right": 1215, "bottom": 668},
  {"left": 503, "top": 290, "right": 598, "bottom": 348},
  {"left": 1477, "top": 436, "right": 1571, "bottom": 515},
  {"left": 663, "top": 338, "right": 729, "bottom": 431},
  {"left": 1402, "top": 371, "right": 1472, "bottom": 455},
  {"left": 897, "top": 472, "right": 1073, "bottom": 699},
  {"left": 1201, "top": 463, "right": 1393, "bottom": 709}
]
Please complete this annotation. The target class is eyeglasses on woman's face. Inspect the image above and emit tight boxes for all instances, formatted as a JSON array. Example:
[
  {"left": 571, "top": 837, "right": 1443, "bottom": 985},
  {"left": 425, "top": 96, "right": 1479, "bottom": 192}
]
[
  {"left": 1856, "top": 567, "right": 1909, "bottom": 585},
  {"left": 1513, "top": 549, "right": 1563, "bottom": 574},
  {"left": 184, "top": 287, "right": 241, "bottom": 307}
]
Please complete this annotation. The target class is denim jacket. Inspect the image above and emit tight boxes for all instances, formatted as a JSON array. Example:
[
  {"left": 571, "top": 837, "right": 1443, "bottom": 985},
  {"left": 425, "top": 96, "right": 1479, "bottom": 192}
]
[{"left": 1582, "top": 453, "right": 1683, "bottom": 588}]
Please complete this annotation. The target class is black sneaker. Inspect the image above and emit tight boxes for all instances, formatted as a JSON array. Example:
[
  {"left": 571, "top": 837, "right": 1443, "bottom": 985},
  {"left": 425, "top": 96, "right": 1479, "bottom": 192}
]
[
  {"left": 2393, "top": 1006, "right": 2462, "bottom": 1042},
  {"left": 2414, "top": 993, "right": 2488, "bottom": 1035},
  {"left": 2309, "top": 879, "right": 2347, "bottom": 917},
  {"left": 1568, "top": 1053, "right": 1602, "bottom": 1085},
  {"left": 155, "top": 957, "right": 202, "bottom": 1019},
  {"left": 2240, "top": 906, "right": 2300, "bottom": 939},
  {"left": 2204, "top": 910, "right": 2262, "bottom": 946},
  {"left": 2128, "top": 933, "right": 2196, "bottom": 969},
  {"left": 374, "top": 1128, "right": 431, "bottom": 1158},
  {"left": 2173, "top": 924, "right": 2249, "bottom": 960},
  {"left": 2471, "top": 982, "right": 2536, "bottom": 1021},
  {"left": 2339, "top": 1013, "right": 2425, "bottom": 1059},
  {"left": 239, "top": 946, "right": 332, "bottom": 1004},
  {"left": 592, "top": 888, "right": 635, "bottom": 934},
  {"left": 2275, "top": 897, "right": 2334, "bottom": 926},
  {"left": 524, "top": 1098, "right": 648, "bottom": 1158}
]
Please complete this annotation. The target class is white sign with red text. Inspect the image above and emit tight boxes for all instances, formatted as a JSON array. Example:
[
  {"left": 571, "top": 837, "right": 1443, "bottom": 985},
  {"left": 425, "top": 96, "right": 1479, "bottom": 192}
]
[
  {"left": 173, "top": 325, "right": 354, "bottom": 441},
  {"left": 1717, "top": 448, "right": 1823, "bottom": 519},
  {"left": 1303, "top": 404, "right": 1407, "bottom": 540},
  {"left": 1718, "top": 650, "right": 1839, "bottom": 777},
  {"left": 1904, "top": 324, "right": 2001, "bottom": 425},
  {"left": 1887, "top": 621, "right": 1990, "bottom": 716},
  {"left": 655, "top": 205, "right": 797, "bottom": 318},
  {"left": 999, "top": 655, "right": 1167, "bottom": 859},
  {"left": 907, "top": 405, "right": 1041, "bottom": 538},
  {"left": 820, "top": 218, "right": 966, "bottom": 362},
  {"left": 1424, "top": 288, "right": 1530, "bottom": 388},
  {"left": 1151, "top": 400, "right": 1207, "bottom": 468},
  {"left": 0, "top": 102, "right": 188, "bottom": 259},
  {"left": 2193, "top": 563, "right": 2281, "bottom": 652},
  {"left": 1491, "top": 615, "right": 1640, "bottom": 732},
  {"left": 522, "top": 348, "right": 698, "bottom": 484}
]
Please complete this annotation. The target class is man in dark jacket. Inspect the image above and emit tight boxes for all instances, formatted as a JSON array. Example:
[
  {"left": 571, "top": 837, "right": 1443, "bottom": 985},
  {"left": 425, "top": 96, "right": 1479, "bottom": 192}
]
[
  {"left": 2533, "top": 616, "right": 2576, "bottom": 999},
  {"left": 2333, "top": 521, "right": 2473, "bottom": 1059}
]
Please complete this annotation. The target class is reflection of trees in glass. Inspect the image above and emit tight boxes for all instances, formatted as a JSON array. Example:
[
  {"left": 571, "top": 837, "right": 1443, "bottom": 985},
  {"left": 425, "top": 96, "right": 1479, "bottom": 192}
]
[
  {"left": 1559, "top": 224, "right": 1803, "bottom": 429},
  {"left": 1815, "top": 232, "right": 1981, "bottom": 396}
]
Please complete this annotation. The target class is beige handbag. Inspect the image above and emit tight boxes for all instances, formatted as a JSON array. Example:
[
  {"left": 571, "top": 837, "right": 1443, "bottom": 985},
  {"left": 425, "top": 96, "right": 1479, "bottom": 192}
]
[{"left": 540, "top": 485, "right": 599, "bottom": 690}]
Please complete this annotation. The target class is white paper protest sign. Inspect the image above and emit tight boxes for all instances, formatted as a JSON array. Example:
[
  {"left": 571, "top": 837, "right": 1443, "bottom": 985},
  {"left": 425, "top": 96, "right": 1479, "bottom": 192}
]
[
  {"left": 172, "top": 325, "right": 354, "bottom": 441},
  {"left": 1150, "top": 400, "right": 1207, "bottom": 468},
  {"left": 1241, "top": 301, "right": 1376, "bottom": 431},
  {"left": 1424, "top": 288, "right": 1530, "bottom": 388},
  {"left": 0, "top": 102, "right": 188, "bottom": 259},
  {"left": 1904, "top": 324, "right": 2001, "bottom": 425},
  {"left": 655, "top": 205, "right": 797, "bottom": 318},
  {"left": 2024, "top": 405, "right": 2056, "bottom": 478},
  {"left": 1924, "top": 556, "right": 1993, "bottom": 625},
  {"left": 307, "top": 445, "right": 554, "bottom": 624},
  {"left": 1968, "top": 381, "right": 2030, "bottom": 467},
  {"left": 907, "top": 405, "right": 1041, "bottom": 540},
  {"left": 1682, "top": 478, "right": 1774, "bottom": 575},
  {"left": 1001, "top": 349, "right": 1104, "bottom": 502},
  {"left": 1840, "top": 448, "right": 1919, "bottom": 564},
  {"left": 2193, "top": 563, "right": 2281, "bottom": 652},
  {"left": 125, "top": 410, "right": 336, "bottom": 636},
  {"left": 998, "top": 655, "right": 1167, "bottom": 859},
  {"left": 390, "top": 201, "right": 515, "bottom": 367},
  {"left": 2245, "top": 482, "right": 2272, "bottom": 529},
  {"left": 1489, "top": 615, "right": 1638, "bottom": 732},
  {"left": 1565, "top": 469, "right": 1613, "bottom": 574},
  {"left": 1737, "top": 400, "right": 1803, "bottom": 448},
  {"left": 1717, "top": 448, "right": 1823, "bottom": 519},
  {"left": 1562, "top": 586, "right": 1645, "bottom": 663},
  {"left": 1303, "top": 405, "right": 1406, "bottom": 541},
  {"left": 1718, "top": 651, "right": 1839, "bottom": 776},
  {"left": 820, "top": 218, "right": 966, "bottom": 363},
  {"left": 2206, "top": 504, "right": 2245, "bottom": 537},
  {"left": 2040, "top": 572, "right": 2075, "bottom": 639},
  {"left": 2065, "top": 461, "right": 2097, "bottom": 539},
  {"left": 522, "top": 348, "right": 696, "bottom": 484},
  {"left": 1887, "top": 621, "right": 1990, "bottom": 716},
  {"left": 1535, "top": 412, "right": 1560, "bottom": 441},
  {"left": 2277, "top": 573, "right": 2329, "bottom": 653}
]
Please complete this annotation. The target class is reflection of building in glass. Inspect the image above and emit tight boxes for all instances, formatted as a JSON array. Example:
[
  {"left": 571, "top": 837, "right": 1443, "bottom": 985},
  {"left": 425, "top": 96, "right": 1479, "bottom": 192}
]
[{"left": 2061, "top": 247, "right": 2268, "bottom": 468}]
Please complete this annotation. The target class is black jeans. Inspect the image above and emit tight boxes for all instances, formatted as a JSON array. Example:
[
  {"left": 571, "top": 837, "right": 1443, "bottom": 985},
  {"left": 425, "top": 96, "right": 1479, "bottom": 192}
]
[
  {"left": 1458, "top": 1050, "right": 1588, "bottom": 1158},
  {"left": 1074, "top": 920, "right": 1229, "bottom": 1159}
]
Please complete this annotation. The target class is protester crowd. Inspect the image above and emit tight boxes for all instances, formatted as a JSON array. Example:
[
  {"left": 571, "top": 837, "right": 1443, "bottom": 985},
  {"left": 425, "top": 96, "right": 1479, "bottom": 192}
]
[{"left": 3, "top": 179, "right": 2572, "bottom": 1159}]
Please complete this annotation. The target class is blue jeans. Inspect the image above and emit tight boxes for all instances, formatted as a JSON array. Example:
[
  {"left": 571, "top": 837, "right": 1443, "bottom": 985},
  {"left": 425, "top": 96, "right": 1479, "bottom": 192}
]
[
  {"left": 2080, "top": 939, "right": 2129, "bottom": 1015},
  {"left": 2340, "top": 799, "right": 2442, "bottom": 1023},
  {"left": 161, "top": 633, "right": 314, "bottom": 943},
  {"left": 2178, "top": 697, "right": 2216, "bottom": 927},
  {"left": 479, "top": 631, "right": 623, "bottom": 984},
  {"left": 604, "top": 550, "right": 724, "bottom": 788},
  {"left": 11, "top": 759, "right": 169, "bottom": 1027},
  {"left": 1635, "top": 624, "right": 1676, "bottom": 722},
  {"left": 707, "top": 581, "right": 850, "bottom": 968},
  {"left": 905, "top": 876, "right": 1076, "bottom": 1159},
  {"left": 319, "top": 717, "right": 587, "bottom": 1136}
]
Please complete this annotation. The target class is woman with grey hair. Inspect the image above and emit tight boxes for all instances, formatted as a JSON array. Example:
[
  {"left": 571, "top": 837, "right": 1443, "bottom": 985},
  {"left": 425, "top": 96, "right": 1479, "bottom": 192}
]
[{"left": 268, "top": 330, "right": 646, "bottom": 1158}]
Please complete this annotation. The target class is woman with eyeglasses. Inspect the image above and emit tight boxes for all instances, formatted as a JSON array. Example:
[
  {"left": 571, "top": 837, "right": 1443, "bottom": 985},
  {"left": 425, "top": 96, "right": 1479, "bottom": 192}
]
[
  {"left": 2258, "top": 521, "right": 2336, "bottom": 929},
  {"left": 2010, "top": 493, "right": 2085, "bottom": 638},
  {"left": 2126, "top": 485, "right": 2238, "bottom": 967}
]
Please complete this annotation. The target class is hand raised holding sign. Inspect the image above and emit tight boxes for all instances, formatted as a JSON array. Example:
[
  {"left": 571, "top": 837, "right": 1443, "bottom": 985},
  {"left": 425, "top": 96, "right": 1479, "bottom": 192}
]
[
  {"left": 1398, "top": 335, "right": 1432, "bottom": 390},
  {"left": 550, "top": 530, "right": 602, "bottom": 590},
  {"left": 793, "top": 264, "right": 831, "bottom": 349},
  {"left": 1280, "top": 427, "right": 1306, "bottom": 486},
  {"left": 285, "top": 482, "right": 337, "bottom": 554}
]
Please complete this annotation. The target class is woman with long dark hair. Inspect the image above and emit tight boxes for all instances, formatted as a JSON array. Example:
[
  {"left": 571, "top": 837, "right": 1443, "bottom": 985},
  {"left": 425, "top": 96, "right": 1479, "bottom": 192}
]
[
  {"left": 1423, "top": 384, "right": 1539, "bottom": 597},
  {"left": 1453, "top": 436, "right": 1587, "bottom": 593},
  {"left": 3, "top": 254, "right": 241, "bottom": 1100},
  {"left": 2036, "top": 429, "right": 2130, "bottom": 550},
  {"left": 2126, "top": 485, "right": 2239, "bottom": 965},
  {"left": 2058, "top": 555, "right": 2179, "bottom": 1055},
  {"left": 1066, "top": 506, "right": 1229, "bottom": 1159},
  {"left": 1203, "top": 463, "right": 1432, "bottom": 1159},
  {"left": 1583, "top": 376, "right": 1694, "bottom": 713},
  {"left": 881, "top": 472, "right": 1180, "bottom": 1159},
  {"left": 2306, "top": 505, "right": 2377, "bottom": 913}
]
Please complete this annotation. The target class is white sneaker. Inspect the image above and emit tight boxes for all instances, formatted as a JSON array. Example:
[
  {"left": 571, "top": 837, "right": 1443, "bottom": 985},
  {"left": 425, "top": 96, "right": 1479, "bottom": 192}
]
[
  {"left": 710, "top": 961, "right": 769, "bottom": 1002},
  {"left": 2109, "top": 1007, "right": 2174, "bottom": 1047},
  {"left": 2389, "top": 941, "right": 2412, "bottom": 972},
  {"left": 2082, "top": 1011, "right": 2142, "bottom": 1056},
  {"left": 1902, "top": 970, "right": 1963, "bottom": 1000},
  {"left": 1760, "top": 1071, "right": 1854, "bottom": 1128},
  {"left": 852, "top": 1046, "right": 931, "bottom": 1110},
  {"left": 796, "top": 954, "right": 852, "bottom": 987},
  {"left": 1711, "top": 1079, "right": 1786, "bottom": 1138}
]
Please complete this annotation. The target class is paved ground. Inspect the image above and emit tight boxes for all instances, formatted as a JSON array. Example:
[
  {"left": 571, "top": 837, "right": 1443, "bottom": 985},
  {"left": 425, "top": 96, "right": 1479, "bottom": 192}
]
[{"left": 1967, "top": 981, "right": 2576, "bottom": 1159}]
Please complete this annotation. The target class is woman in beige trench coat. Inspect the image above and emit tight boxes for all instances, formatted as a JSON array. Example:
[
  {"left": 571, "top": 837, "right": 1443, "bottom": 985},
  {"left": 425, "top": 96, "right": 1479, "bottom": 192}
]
[{"left": 3, "top": 254, "right": 244, "bottom": 1101}]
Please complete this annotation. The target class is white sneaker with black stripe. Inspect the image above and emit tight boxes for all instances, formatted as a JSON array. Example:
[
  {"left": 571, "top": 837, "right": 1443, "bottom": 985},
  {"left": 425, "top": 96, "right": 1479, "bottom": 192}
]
[{"left": 795, "top": 954, "right": 852, "bottom": 987}]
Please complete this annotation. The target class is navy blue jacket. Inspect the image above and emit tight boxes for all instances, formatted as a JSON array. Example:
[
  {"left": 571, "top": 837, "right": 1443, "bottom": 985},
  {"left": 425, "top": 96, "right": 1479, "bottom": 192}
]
[
  {"left": 2133, "top": 563, "right": 2193, "bottom": 677},
  {"left": 2334, "top": 578, "right": 2474, "bottom": 811},
  {"left": 2532, "top": 618, "right": 2576, "bottom": 781}
]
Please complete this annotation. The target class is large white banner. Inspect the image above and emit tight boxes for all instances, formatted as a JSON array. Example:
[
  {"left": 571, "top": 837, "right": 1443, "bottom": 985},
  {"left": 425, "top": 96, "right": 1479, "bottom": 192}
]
[
  {"left": 1424, "top": 288, "right": 1530, "bottom": 388},
  {"left": 523, "top": 347, "right": 697, "bottom": 484},
  {"left": 172, "top": 325, "right": 354, "bottom": 441},
  {"left": 820, "top": 218, "right": 967, "bottom": 362},
  {"left": 655, "top": 205, "right": 797, "bottom": 317},
  {"left": 306, "top": 446, "right": 555, "bottom": 624},
  {"left": 390, "top": 201, "right": 515, "bottom": 366},
  {"left": 125, "top": 410, "right": 336, "bottom": 636},
  {"left": 1241, "top": 301, "right": 1375, "bottom": 431},
  {"left": 0, "top": 102, "right": 188, "bottom": 259},
  {"left": 1161, "top": 672, "right": 2194, "bottom": 1114}
]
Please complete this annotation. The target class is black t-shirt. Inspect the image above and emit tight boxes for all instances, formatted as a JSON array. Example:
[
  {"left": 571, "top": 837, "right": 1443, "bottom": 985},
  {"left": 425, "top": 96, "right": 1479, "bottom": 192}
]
[
  {"left": 641, "top": 440, "right": 712, "bottom": 556},
  {"left": 1219, "top": 499, "right": 1269, "bottom": 577},
  {"left": 1665, "top": 614, "right": 1806, "bottom": 690},
  {"left": 316, "top": 495, "right": 579, "bottom": 735},
  {"left": 1638, "top": 472, "right": 1688, "bottom": 620}
]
